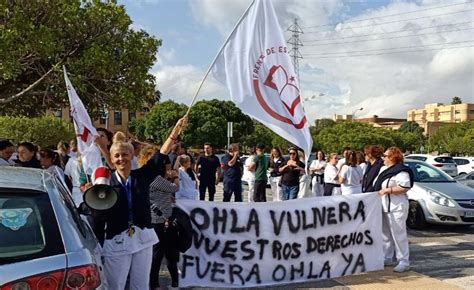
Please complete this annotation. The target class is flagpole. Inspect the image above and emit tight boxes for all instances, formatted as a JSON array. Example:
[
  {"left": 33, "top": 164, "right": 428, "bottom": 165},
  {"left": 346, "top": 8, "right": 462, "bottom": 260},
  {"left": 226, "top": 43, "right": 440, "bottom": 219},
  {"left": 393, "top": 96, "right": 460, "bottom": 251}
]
[{"left": 184, "top": 0, "right": 256, "bottom": 117}]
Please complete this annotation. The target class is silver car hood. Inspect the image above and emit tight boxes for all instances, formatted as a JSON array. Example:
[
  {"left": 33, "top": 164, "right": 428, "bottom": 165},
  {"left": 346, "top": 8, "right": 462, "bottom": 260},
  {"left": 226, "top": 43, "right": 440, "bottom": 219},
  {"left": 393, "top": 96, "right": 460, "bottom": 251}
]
[{"left": 416, "top": 181, "right": 474, "bottom": 199}]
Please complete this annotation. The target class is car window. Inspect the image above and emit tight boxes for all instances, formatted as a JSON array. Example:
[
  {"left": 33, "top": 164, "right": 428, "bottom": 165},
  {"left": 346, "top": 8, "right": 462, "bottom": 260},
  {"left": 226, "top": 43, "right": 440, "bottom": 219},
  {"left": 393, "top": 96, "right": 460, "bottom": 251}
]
[
  {"left": 407, "top": 156, "right": 427, "bottom": 161},
  {"left": 434, "top": 157, "right": 455, "bottom": 163},
  {"left": 454, "top": 158, "right": 469, "bottom": 165},
  {"left": 0, "top": 189, "right": 64, "bottom": 265},
  {"left": 54, "top": 178, "right": 87, "bottom": 238},
  {"left": 407, "top": 162, "right": 453, "bottom": 182}
]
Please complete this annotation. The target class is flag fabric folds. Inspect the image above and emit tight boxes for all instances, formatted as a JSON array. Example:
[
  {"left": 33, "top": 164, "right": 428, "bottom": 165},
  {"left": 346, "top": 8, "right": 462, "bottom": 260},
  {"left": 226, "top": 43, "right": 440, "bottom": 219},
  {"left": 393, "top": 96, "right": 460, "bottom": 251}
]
[
  {"left": 212, "top": 0, "right": 313, "bottom": 160},
  {"left": 63, "top": 66, "right": 102, "bottom": 175}
]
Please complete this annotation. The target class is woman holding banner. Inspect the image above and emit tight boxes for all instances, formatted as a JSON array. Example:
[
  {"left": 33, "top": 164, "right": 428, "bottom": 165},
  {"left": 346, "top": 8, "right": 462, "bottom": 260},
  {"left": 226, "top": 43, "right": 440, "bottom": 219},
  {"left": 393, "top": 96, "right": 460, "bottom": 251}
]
[
  {"left": 373, "top": 146, "right": 414, "bottom": 273},
  {"left": 92, "top": 117, "right": 187, "bottom": 289}
]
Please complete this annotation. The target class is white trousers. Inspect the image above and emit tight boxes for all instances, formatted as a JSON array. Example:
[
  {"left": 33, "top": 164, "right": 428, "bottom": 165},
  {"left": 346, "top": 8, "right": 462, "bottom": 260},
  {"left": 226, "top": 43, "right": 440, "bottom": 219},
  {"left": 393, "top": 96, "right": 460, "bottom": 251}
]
[
  {"left": 382, "top": 202, "right": 410, "bottom": 266},
  {"left": 247, "top": 180, "right": 255, "bottom": 202},
  {"left": 269, "top": 177, "right": 281, "bottom": 201},
  {"left": 298, "top": 174, "right": 310, "bottom": 198},
  {"left": 103, "top": 246, "right": 153, "bottom": 290},
  {"left": 311, "top": 176, "right": 324, "bottom": 197}
]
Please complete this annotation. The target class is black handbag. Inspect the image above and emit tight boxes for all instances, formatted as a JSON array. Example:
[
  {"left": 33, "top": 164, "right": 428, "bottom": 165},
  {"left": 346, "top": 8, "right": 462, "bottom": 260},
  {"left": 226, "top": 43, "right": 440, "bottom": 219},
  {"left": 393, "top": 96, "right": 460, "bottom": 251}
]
[{"left": 169, "top": 207, "right": 193, "bottom": 253}]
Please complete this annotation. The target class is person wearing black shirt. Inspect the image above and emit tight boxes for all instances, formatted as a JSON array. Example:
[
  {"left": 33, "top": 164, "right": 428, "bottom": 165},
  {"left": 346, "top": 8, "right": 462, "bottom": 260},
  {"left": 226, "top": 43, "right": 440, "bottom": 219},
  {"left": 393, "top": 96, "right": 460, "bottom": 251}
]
[
  {"left": 196, "top": 143, "right": 221, "bottom": 201},
  {"left": 362, "top": 144, "right": 385, "bottom": 192},
  {"left": 221, "top": 143, "right": 243, "bottom": 202},
  {"left": 92, "top": 117, "right": 187, "bottom": 290},
  {"left": 279, "top": 148, "right": 305, "bottom": 200},
  {"left": 15, "top": 142, "right": 41, "bottom": 168}
]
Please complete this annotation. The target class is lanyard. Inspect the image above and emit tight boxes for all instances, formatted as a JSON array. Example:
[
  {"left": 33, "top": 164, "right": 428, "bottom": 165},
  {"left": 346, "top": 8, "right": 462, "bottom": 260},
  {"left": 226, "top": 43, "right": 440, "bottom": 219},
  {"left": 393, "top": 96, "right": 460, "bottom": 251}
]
[{"left": 116, "top": 172, "right": 133, "bottom": 224}]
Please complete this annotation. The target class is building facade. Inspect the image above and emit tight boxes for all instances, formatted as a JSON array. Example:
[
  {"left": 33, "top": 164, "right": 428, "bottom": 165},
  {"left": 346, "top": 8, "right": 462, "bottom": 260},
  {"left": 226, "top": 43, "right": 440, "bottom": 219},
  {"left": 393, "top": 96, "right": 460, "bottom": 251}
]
[
  {"left": 407, "top": 103, "right": 474, "bottom": 136},
  {"left": 333, "top": 114, "right": 406, "bottom": 130},
  {"left": 50, "top": 107, "right": 147, "bottom": 135}
]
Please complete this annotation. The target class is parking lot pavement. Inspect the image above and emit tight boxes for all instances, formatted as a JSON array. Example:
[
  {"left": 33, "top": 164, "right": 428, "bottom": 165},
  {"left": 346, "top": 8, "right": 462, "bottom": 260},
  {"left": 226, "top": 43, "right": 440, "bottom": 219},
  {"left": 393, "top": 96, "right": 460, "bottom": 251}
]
[{"left": 159, "top": 183, "right": 474, "bottom": 289}]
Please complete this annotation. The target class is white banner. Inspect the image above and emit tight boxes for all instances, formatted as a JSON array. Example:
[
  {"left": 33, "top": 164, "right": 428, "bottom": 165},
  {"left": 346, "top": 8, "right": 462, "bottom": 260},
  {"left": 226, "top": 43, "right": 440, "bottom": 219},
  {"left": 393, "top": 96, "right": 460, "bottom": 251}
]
[
  {"left": 211, "top": 0, "right": 312, "bottom": 162},
  {"left": 177, "top": 192, "right": 383, "bottom": 288}
]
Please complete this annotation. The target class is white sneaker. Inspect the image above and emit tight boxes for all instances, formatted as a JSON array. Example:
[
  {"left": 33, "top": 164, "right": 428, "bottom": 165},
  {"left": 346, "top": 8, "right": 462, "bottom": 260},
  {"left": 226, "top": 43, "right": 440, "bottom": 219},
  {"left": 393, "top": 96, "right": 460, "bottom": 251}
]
[{"left": 393, "top": 264, "right": 410, "bottom": 272}]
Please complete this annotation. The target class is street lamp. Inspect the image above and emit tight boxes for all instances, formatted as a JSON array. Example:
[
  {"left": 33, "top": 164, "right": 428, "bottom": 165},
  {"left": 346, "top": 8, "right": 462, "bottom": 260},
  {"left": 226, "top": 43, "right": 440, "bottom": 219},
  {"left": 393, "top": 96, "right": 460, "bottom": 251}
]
[{"left": 351, "top": 107, "right": 363, "bottom": 121}]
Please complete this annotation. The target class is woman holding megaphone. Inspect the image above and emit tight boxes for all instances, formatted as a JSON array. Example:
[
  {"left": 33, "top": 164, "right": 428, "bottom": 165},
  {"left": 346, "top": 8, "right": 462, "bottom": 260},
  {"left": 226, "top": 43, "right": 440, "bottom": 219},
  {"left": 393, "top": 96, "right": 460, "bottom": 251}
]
[{"left": 91, "top": 117, "right": 187, "bottom": 290}]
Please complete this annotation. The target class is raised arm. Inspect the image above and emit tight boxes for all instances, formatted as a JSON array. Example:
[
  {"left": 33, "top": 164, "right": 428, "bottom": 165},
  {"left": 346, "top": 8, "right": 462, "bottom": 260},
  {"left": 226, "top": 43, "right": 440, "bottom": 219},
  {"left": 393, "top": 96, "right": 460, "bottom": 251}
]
[{"left": 160, "top": 117, "right": 187, "bottom": 155}]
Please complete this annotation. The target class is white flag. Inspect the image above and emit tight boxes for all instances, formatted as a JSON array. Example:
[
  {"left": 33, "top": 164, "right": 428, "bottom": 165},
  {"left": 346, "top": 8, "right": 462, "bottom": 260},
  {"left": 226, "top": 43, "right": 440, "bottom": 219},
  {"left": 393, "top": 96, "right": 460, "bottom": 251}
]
[
  {"left": 63, "top": 66, "right": 102, "bottom": 175},
  {"left": 212, "top": 0, "right": 312, "bottom": 160}
]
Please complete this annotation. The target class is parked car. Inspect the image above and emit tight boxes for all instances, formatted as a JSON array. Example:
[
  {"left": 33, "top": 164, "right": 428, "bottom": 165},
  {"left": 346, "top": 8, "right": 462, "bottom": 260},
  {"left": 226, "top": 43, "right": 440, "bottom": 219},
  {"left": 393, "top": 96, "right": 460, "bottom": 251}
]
[
  {"left": 0, "top": 167, "right": 105, "bottom": 289},
  {"left": 455, "top": 172, "right": 474, "bottom": 189},
  {"left": 405, "top": 154, "right": 458, "bottom": 177},
  {"left": 453, "top": 157, "right": 474, "bottom": 175},
  {"left": 404, "top": 160, "right": 474, "bottom": 229}
]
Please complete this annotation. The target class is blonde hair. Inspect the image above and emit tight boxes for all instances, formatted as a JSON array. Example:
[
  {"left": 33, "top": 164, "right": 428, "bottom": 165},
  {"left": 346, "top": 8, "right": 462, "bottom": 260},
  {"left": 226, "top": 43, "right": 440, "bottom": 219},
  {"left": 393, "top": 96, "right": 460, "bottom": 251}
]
[
  {"left": 110, "top": 131, "right": 133, "bottom": 156},
  {"left": 113, "top": 131, "right": 127, "bottom": 143},
  {"left": 175, "top": 154, "right": 190, "bottom": 170},
  {"left": 137, "top": 144, "right": 159, "bottom": 168}
]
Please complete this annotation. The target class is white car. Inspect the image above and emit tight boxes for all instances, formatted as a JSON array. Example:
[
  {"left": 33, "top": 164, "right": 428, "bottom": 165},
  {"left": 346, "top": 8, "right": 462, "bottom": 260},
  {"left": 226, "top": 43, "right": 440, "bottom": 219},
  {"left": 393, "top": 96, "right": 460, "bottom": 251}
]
[
  {"left": 405, "top": 154, "right": 458, "bottom": 177},
  {"left": 453, "top": 157, "right": 474, "bottom": 175},
  {"left": 405, "top": 160, "right": 474, "bottom": 229}
]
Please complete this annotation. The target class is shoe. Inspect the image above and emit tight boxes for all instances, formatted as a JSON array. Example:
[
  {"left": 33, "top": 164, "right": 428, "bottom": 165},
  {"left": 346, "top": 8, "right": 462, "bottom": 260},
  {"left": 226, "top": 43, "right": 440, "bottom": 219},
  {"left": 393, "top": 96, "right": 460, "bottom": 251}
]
[
  {"left": 393, "top": 263, "right": 410, "bottom": 273},
  {"left": 384, "top": 259, "right": 394, "bottom": 266}
]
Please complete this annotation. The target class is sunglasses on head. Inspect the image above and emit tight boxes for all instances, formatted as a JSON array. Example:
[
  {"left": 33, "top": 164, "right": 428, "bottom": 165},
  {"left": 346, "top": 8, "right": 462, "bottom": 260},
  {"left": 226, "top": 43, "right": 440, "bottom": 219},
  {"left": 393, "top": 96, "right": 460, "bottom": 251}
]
[{"left": 289, "top": 152, "right": 297, "bottom": 155}]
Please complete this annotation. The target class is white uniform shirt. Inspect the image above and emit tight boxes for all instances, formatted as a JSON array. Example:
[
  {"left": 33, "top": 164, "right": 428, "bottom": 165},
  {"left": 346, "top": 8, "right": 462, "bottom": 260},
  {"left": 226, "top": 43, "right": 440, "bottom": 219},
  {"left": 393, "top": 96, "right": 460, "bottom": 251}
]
[
  {"left": 324, "top": 164, "right": 339, "bottom": 184},
  {"left": 0, "top": 158, "right": 13, "bottom": 166},
  {"left": 242, "top": 155, "right": 256, "bottom": 182},
  {"left": 375, "top": 166, "right": 411, "bottom": 212},
  {"left": 340, "top": 165, "right": 363, "bottom": 194},
  {"left": 359, "top": 163, "right": 367, "bottom": 175},
  {"left": 64, "top": 158, "right": 81, "bottom": 187},
  {"left": 176, "top": 168, "right": 198, "bottom": 200},
  {"left": 336, "top": 158, "right": 346, "bottom": 170},
  {"left": 310, "top": 160, "right": 326, "bottom": 175}
]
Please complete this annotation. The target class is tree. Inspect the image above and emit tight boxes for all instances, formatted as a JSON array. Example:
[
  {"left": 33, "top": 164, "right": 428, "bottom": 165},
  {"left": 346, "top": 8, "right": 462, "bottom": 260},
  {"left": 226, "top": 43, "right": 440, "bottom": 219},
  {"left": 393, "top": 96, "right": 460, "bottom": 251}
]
[
  {"left": 0, "top": 1, "right": 161, "bottom": 117},
  {"left": 451, "top": 96, "right": 462, "bottom": 105},
  {"left": 399, "top": 121, "right": 423, "bottom": 135},
  {"left": 142, "top": 100, "right": 187, "bottom": 144},
  {"left": 428, "top": 121, "right": 474, "bottom": 155},
  {"left": 131, "top": 99, "right": 254, "bottom": 149},
  {"left": 0, "top": 116, "right": 74, "bottom": 148}
]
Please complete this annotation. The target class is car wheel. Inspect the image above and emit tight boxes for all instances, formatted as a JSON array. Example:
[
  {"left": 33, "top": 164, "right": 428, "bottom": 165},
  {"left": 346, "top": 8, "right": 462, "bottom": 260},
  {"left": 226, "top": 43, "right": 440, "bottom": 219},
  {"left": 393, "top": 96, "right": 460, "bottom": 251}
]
[{"left": 407, "top": 200, "right": 427, "bottom": 229}]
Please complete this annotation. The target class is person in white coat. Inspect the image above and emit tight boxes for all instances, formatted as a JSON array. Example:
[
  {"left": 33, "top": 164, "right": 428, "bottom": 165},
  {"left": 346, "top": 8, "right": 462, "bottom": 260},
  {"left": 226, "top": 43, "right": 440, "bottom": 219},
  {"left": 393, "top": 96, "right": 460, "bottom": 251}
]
[
  {"left": 373, "top": 146, "right": 414, "bottom": 273},
  {"left": 339, "top": 150, "right": 363, "bottom": 195},
  {"left": 309, "top": 150, "right": 326, "bottom": 197},
  {"left": 268, "top": 147, "right": 284, "bottom": 201},
  {"left": 324, "top": 153, "right": 342, "bottom": 196},
  {"left": 175, "top": 154, "right": 199, "bottom": 200},
  {"left": 242, "top": 148, "right": 256, "bottom": 202}
]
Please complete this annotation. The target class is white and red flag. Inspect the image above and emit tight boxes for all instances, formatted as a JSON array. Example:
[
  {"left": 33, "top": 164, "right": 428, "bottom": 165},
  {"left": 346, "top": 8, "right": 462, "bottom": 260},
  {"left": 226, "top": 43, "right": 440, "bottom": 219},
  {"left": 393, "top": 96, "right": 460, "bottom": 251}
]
[
  {"left": 212, "top": 0, "right": 312, "bottom": 160},
  {"left": 63, "top": 66, "right": 102, "bottom": 175}
]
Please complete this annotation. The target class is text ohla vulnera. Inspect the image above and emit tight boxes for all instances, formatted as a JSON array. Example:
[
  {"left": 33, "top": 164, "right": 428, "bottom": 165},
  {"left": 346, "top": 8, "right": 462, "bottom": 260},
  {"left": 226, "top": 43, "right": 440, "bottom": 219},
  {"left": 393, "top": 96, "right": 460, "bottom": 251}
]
[{"left": 190, "top": 200, "right": 366, "bottom": 237}]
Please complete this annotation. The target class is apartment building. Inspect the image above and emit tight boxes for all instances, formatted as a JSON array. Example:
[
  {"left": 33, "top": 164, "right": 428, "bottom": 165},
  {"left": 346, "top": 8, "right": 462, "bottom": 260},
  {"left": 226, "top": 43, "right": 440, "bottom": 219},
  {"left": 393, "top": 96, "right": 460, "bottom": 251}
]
[
  {"left": 51, "top": 107, "right": 147, "bottom": 135},
  {"left": 407, "top": 103, "right": 474, "bottom": 136}
]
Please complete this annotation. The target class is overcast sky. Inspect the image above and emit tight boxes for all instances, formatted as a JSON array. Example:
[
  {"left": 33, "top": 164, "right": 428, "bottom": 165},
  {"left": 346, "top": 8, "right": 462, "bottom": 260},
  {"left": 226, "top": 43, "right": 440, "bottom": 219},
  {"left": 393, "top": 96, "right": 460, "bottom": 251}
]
[{"left": 119, "top": 0, "right": 473, "bottom": 122}]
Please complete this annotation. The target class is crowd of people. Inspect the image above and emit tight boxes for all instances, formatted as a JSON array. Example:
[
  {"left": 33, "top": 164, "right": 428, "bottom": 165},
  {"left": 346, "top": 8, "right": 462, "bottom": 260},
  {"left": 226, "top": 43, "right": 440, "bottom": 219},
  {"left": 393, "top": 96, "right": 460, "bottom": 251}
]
[{"left": 1, "top": 127, "right": 415, "bottom": 288}]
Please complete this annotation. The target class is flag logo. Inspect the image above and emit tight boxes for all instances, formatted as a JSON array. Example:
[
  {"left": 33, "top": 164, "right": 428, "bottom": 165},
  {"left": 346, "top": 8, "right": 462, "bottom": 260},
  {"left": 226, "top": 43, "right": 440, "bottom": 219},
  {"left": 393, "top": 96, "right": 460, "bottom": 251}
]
[{"left": 252, "top": 47, "right": 306, "bottom": 129}]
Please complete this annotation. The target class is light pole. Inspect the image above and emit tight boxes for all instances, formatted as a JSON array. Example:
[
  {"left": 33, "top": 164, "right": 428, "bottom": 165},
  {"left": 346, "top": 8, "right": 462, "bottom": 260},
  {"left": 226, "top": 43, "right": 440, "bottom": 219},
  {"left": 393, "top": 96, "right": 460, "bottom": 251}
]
[{"left": 351, "top": 107, "right": 363, "bottom": 121}]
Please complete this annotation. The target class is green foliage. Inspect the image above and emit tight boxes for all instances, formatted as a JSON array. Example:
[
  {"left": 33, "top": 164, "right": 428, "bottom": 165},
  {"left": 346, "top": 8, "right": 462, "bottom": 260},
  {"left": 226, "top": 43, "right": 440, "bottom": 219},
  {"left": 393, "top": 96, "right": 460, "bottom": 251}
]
[
  {"left": 0, "top": 116, "right": 74, "bottom": 148},
  {"left": 399, "top": 121, "right": 423, "bottom": 135},
  {"left": 241, "top": 121, "right": 291, "bottom": 151},
  {"left": 0, "top": 0, "right": 161, "bottom": 116},
  {"left": 451, "top": 96, "right": 462, "bottom": 105},
  {"left": 128, "top": 99, "right": 254, "bottom": 149},
  {"left": 428, "top": 121, "right": 474, "bottom": 155},
  {"left": 143, "top": 100, "right": 187, "bottom": 144}
]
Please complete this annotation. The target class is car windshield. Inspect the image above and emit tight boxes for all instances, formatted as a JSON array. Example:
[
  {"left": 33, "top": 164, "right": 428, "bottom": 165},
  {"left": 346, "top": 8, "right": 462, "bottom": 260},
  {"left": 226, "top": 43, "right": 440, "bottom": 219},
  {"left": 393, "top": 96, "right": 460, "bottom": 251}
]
[
  {"left": 406, "top": 162, "right": 455, "bottom": 183},
  {"left": 0, "top": 189, "right": 64, "bottom": 265}
]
